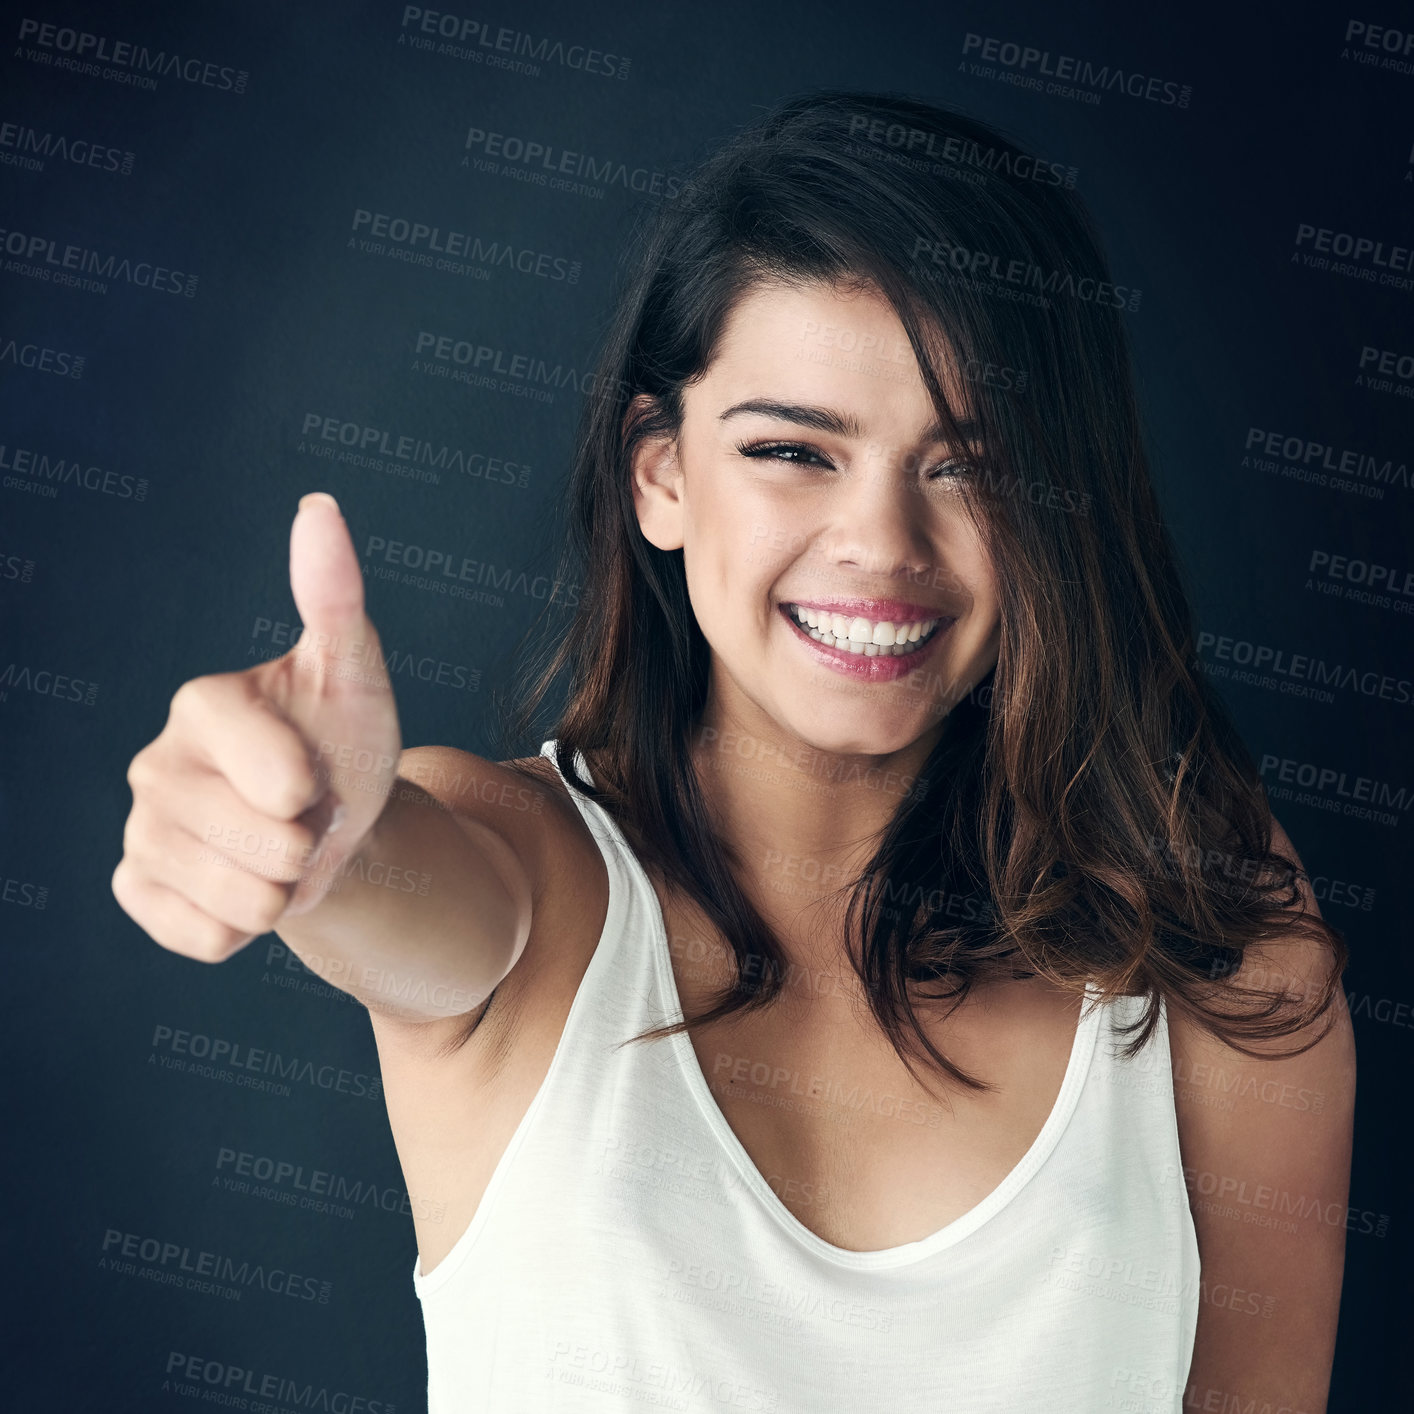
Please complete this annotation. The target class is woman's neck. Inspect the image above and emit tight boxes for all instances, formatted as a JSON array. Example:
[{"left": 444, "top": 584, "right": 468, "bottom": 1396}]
[{"left": 685, "top": 701, "right": 943, "bottom": 978}]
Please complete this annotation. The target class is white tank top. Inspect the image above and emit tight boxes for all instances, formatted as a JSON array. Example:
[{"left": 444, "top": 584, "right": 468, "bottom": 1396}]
[{"left": 412, "top": 739, "right": 1201, "bottom": 1412}]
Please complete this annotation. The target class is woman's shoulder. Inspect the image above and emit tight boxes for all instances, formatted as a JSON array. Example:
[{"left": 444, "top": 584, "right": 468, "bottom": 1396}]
[
  {"left": 497, "top": 750, "right": 613, "bottom": 889},
  {"left": 395, "top": 744, "right": 561, "bottom": 825},
  {"left": 393, "top": 744, "right": 599, "bottom": 900},
  {"left": 500, "top": 749, "right": 570, "bottom": 801}
]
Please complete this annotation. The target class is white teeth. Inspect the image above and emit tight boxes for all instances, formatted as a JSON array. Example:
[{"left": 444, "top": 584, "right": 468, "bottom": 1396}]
[{"left": 785, "top": 604, "right": 941, "bottom": 657}]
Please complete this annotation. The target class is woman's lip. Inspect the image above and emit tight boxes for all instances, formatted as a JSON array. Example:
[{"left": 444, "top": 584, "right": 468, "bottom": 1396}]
[
  {"left": 778, "top": 602, "right": 954, "bottom": 682},
  {"left": 780, "top": 597, "right": 949, "bottom": 624}
]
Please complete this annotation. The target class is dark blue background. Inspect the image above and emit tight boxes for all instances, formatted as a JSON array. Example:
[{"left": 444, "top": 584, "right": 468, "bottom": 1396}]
[{"left": 2, "top": 1, "right": 1410, "bottom": 1408}]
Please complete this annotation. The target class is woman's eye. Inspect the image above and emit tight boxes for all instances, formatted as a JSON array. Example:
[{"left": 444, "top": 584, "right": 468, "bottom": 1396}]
[
  {"left": 737, "top": 441, "right": 831, "bottom": 468},
  {"left": 928, "top": 457, "right": 974, "bottom": 480},
  {"left": 735, "top": 441, "right": 975, "bottom": 480}
]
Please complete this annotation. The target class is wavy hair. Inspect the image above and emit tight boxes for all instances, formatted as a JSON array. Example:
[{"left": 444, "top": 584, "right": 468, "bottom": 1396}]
[{"left": 495, "top": 88, "right": 1348, "bottom": 1099}]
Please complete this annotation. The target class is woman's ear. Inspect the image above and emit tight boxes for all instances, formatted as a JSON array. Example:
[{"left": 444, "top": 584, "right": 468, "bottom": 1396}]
[{"left": 626, "top": 396, "right": 686, "bottom": 552}]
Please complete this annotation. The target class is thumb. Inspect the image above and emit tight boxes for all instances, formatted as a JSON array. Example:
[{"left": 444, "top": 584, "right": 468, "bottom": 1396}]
[{"left": 288, "top": 492, "right": 370, "bottom": 662}]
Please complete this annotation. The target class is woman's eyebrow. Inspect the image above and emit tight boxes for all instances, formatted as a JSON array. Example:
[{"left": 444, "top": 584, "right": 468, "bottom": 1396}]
[{"left": 717, "top": 398, "right": 979, "bottom": 443}]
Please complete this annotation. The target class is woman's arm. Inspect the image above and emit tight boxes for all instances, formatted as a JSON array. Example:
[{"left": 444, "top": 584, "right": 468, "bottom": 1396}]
[
  {"left": 271, "top": 745, "right": 542, "bottom": 1026},
  {"left": 1170, "top": 816, "right": 1357, "bottom": 1414},
  {"left": 113, "top": 497, "right": 543, "bottom": 1039}
]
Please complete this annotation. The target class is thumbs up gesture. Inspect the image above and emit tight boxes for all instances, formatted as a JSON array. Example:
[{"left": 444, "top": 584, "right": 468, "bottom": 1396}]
[{"left": 113, "top": 492, "right": 404, "bottom": 959}]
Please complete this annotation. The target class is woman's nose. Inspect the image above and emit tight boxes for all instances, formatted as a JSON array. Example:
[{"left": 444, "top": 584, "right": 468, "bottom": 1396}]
[{"left": 825, "top": 456, "right": 934, "bottom": 576}]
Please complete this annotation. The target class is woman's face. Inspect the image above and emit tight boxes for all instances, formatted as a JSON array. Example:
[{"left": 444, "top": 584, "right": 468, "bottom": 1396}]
[{"left": 631, "top": 278, "right": 1002, "bottom": 758}]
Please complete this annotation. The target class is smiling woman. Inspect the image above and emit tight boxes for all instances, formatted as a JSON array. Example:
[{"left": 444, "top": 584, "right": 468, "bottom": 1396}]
[
  {"left": 484, "top": 89, "right": 1353, "bottom": 1412},
  {"left": 112, "top": 85, "right": 1354, "bottom": 1414}
]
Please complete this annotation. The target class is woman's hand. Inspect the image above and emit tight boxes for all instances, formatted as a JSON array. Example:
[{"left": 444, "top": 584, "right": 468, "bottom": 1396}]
[{"left": 112, "top": 492, "right": 403, "bottom": 959}]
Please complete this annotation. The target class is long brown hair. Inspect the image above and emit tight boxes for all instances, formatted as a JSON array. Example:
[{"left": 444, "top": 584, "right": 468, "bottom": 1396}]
[{"left": 494, "top": 88, "right": 1348, "bottom": 1100}]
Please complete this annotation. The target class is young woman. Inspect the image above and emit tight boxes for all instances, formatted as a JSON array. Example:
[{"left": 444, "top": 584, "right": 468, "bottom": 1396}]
[{"left": 114, "top": 91, "right": 1355, "bottom": 1412}]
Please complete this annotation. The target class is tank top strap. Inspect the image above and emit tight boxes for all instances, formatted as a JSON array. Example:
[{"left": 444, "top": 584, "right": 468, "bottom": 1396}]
[
  {"left": 536, "top": 739, "right": 670, "bottom": 1036},
  {"left": 1091, "top": 983, "right": 1181, "bottom": 1101},
  {"left": 539, "top": 737, "right": 630, "bottom": 856}
]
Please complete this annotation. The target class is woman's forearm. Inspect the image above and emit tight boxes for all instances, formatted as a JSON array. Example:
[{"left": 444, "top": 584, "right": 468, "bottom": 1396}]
[{"left": 272, "top": 773, "right": 532, "bottom": 1021}]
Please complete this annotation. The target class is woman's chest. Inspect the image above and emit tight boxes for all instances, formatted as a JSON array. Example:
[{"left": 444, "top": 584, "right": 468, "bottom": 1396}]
[{"left": 661, "top": 897, "right": 1086, "bottom": 1252}]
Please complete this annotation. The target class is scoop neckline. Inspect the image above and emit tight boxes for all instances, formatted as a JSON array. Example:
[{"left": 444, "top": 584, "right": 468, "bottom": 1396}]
[
  {"left": 544, "top": 739, "right": 1106, "bottom": 1270},
  {"left": 655, "top": 931, "right": 1102, "bottom": 1269}
]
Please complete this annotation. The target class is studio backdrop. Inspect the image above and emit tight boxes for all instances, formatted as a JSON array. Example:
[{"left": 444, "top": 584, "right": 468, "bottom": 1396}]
[{"left": 2, "top": 1, "right": 1410, "bottom": 1409}]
